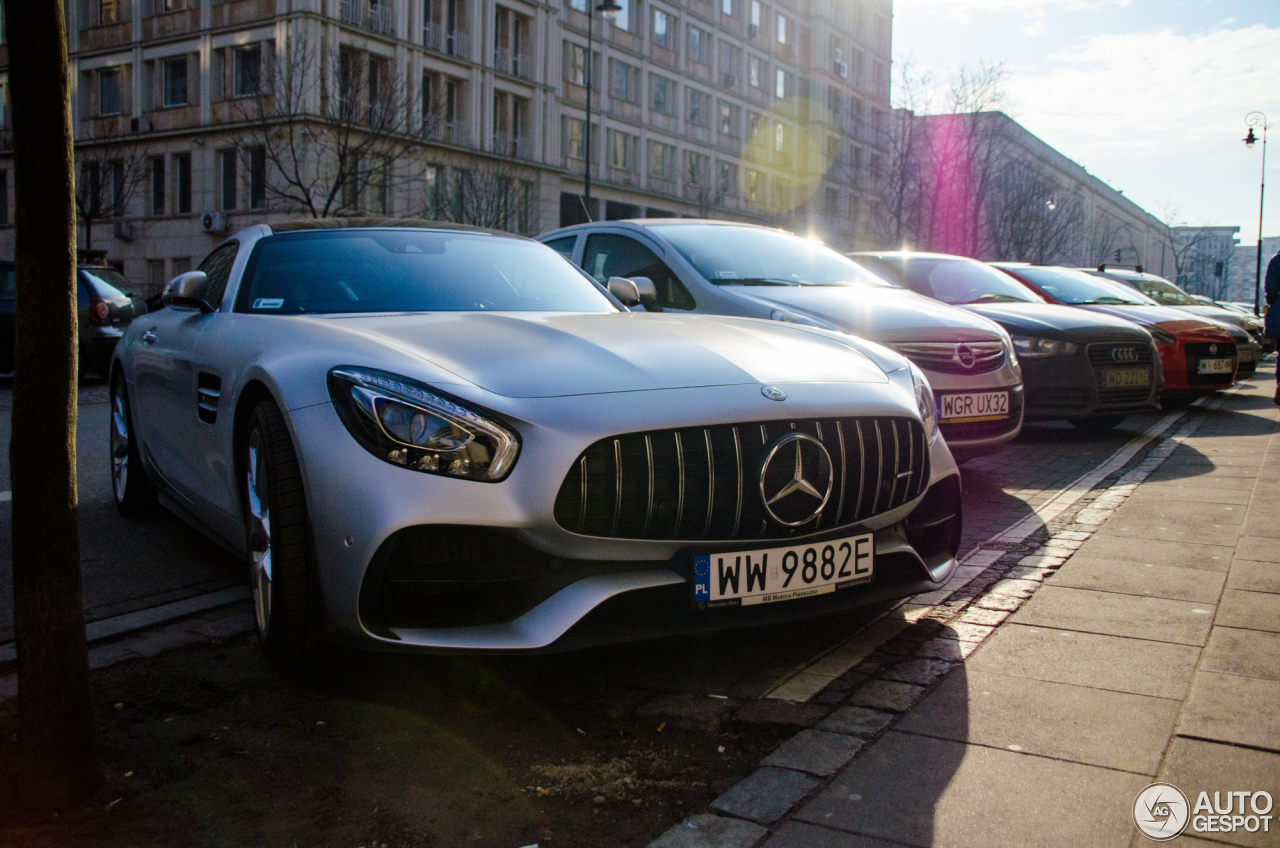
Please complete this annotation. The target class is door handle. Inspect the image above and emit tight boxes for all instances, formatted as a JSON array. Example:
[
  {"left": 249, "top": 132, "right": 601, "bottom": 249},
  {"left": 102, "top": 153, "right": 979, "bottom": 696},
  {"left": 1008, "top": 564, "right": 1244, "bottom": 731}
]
[{"left": 141, "top": 329, "right": 158, "bottom": 345}]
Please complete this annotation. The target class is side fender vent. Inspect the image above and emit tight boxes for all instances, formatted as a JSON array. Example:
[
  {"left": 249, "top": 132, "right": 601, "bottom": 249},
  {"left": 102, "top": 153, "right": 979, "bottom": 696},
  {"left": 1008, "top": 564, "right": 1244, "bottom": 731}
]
[{"left": 197, "top": 373, "right": 222, "bottom": 425}]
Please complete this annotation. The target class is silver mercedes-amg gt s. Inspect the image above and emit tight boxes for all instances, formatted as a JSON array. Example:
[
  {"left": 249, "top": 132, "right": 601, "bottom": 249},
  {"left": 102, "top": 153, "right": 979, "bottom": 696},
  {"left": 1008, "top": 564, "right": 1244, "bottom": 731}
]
[{"left": 109, "top": 220, "right": 962, "bottom": 667}]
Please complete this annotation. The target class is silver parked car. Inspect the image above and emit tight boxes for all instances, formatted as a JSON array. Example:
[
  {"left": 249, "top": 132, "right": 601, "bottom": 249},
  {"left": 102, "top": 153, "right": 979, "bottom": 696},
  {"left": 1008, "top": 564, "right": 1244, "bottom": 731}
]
[
  {"left": 110, "top": 220, "right": 962, "bottom": 666},
  {"left": 539, "top": 221, "right": 1024, "bottom": 461}
]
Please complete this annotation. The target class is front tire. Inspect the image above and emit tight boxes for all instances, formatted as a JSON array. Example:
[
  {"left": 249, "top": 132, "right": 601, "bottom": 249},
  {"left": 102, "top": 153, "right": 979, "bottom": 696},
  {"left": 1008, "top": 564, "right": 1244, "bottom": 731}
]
[
  {"left": 110, "top": 373, "right": 158, "bottom": 517},
  {"left": 1068, "top": 414, "right": 1127, "bottom": 432},
  {"left": 244, "top": 399, "right": 325, "bottom": 668}
]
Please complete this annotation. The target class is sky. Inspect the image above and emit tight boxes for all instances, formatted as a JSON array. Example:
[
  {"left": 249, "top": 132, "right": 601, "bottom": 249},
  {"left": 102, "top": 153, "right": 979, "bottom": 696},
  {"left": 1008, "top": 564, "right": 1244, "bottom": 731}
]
[{"left": 893, "top": 0, "right": 1280, "bottom": 243}]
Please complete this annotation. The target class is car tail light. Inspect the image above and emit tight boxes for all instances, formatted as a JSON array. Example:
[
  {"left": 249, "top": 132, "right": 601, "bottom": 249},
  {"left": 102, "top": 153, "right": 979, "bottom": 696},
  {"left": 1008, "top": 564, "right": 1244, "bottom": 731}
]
[{"left": 90, "top": 300, "right": 110, "bottom": 324}]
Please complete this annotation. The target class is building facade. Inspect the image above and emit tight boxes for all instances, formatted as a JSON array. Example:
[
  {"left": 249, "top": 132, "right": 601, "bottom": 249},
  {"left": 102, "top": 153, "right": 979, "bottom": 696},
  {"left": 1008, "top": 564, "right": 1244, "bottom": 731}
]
[
  {"left": 1170, "top": 225, "right": 1240, "bottom": 300},
  {"left": 1227, "top": 235, "right": 1280, "bottom": 306},
  {"left": 0, "top": 0, "right": 892, "bottom": 294}
]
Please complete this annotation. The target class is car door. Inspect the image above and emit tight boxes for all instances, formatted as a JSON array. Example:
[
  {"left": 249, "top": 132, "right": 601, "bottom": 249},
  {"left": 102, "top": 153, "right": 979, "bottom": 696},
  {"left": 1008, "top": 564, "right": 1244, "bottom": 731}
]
[
  {"left": 130, "top": 242, "right": 239, "bottom": 504},
  {"left": 579, "top": 231, "right": 698, "bottom": 311}
]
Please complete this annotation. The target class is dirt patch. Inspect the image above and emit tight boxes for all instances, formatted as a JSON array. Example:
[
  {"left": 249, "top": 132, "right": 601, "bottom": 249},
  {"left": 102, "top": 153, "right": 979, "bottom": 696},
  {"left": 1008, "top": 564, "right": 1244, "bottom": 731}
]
[{"left": 0, "top": 635, "right": 793, "bottom": 847}]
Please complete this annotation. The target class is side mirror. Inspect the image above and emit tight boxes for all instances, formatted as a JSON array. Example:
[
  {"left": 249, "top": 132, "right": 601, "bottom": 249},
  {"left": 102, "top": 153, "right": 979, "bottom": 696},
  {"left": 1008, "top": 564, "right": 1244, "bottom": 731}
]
[
  {"left": 607, "top": 276, "right": 660, "bottom": 311},
  {"left": 161, "top": 271, "right": 214, "bottom": 313}
]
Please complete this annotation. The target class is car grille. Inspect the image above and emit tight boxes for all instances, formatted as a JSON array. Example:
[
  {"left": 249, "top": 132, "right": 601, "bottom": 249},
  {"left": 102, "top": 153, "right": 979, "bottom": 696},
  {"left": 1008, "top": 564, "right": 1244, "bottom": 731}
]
[
  {"left": 1087, "top": 343, "right": 1157, "bottom": 407},
  {"left": 553, "top": 417, "right": 930, "bottom": 541},
  {"left": 1027, "top": 388, "right": 1091, "bottom": 409},
  {"left": 893, "top": 342, "right": 1006, "bottom": 375},
  {"left": 940, "top": 389, "right": 1023, "bottom": 441},
  {"left": 1184, "top": 341, "right": 1237, "bottom": 386}
]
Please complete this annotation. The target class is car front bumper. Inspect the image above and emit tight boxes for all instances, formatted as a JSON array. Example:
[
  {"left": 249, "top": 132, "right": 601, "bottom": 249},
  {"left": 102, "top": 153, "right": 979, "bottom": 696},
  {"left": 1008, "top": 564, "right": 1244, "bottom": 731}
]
[{"left": 286, "top": 380, "right": 961, "bottom": 652}]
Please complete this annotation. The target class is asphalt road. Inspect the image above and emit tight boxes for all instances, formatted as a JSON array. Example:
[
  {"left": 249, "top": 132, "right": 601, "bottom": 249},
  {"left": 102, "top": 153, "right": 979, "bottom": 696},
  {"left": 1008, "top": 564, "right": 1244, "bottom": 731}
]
[{"left": 0, "top": 376, "right": 1174, "bottom": 699}]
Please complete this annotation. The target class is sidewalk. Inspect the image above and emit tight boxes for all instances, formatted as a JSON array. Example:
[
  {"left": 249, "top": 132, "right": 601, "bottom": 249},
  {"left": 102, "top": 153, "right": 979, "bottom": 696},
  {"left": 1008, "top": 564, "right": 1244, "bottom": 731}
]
[{"left": 650, "top": 374, "right": 1280, "bottom": 848}]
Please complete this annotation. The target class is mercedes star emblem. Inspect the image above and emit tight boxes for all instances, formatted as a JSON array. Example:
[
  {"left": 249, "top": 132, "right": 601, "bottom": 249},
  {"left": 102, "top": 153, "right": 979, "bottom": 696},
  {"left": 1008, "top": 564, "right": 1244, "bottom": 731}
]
[
  {"left": 758, "top": 433, "right": 835, "bottom": 526},
  {"left": 761, "top": 386, "right": 787, "bottom": 402}
]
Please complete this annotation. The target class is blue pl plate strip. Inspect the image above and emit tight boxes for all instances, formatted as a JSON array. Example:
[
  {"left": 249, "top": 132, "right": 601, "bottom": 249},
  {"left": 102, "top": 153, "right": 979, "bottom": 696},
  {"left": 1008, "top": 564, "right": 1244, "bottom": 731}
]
[{"left": 693, "top": 554, "right": 711, "bottom": 600}]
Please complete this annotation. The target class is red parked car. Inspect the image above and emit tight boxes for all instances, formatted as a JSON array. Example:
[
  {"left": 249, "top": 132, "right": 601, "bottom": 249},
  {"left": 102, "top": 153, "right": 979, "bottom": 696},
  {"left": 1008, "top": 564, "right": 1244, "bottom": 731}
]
[{"left": 992, "top": 264, "right": 1238, "bottom": 401}]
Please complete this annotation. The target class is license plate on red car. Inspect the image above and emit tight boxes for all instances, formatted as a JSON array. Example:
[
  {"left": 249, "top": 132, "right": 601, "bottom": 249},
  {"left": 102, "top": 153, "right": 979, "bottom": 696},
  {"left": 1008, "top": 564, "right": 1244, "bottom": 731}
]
[{"left": 1197, "top": 358, "right": 1235, "bottom": 375}]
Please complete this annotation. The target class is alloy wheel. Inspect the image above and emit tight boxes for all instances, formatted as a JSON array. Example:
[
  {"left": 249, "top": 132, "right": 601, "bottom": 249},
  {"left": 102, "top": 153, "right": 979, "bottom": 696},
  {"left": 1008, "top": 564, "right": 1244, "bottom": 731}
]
[
  {"left": 111, "top": 388, "right": 130, "bottom": 503},
  {"left": 247, "top": 427, "right": 273, "bottom": 638}
]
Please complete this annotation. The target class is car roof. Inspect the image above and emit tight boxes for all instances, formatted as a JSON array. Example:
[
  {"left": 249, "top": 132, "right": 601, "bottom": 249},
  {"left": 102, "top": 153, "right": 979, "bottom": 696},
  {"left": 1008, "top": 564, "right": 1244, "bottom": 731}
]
[
  {"left": 268, "top": 217, "right": 530, "bottom": 240},
  {"left": 851, "top": 251, "right": 982, "bottom": 262}
]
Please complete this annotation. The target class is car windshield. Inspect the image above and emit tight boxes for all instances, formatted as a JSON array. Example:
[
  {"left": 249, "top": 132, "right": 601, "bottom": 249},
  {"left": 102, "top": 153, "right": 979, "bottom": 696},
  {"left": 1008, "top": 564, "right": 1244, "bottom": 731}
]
[
  {"left": 894, "top": 257, "right": 1039, "bottom": 304},
  {"left": 81, "top": 268, "right": 133, "bottom": 299},
  {"left": 649, "top": 224, "right": 893, "bottom": 287},
  {"left": 1010, "top": 266, "right": 1155, "bottom": 306},
  {"left": 236, "top": 230, "right": 616, "bottom": 315},
  {"left": 1125, "top": 275, "right": 1195, "bottom": 306}
]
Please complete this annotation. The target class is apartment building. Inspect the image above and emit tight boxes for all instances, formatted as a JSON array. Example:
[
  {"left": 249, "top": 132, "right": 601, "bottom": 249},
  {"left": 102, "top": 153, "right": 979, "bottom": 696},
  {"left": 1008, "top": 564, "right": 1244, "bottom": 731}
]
[{"left": 0, "top": 0, "right": 891, "bottom": 293}]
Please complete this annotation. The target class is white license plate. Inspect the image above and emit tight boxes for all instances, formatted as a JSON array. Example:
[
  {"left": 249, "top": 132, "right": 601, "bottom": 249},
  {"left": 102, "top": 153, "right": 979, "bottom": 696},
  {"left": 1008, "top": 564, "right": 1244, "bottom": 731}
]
[
  {"left": 1198, "top": 358, "right": 1235, "bottom": 375},
  {"left": 693, "top": 533, "right": 874, "bottom": 606},
  {"left": 1101, "top": 368, "right": 1151, "bottom": 388},
  {"left": 937, "top": 391, "right": 1009, "bottom": 423},
  {"left": 1241, "top": 348, "right": 1260, "bottom": 363}
]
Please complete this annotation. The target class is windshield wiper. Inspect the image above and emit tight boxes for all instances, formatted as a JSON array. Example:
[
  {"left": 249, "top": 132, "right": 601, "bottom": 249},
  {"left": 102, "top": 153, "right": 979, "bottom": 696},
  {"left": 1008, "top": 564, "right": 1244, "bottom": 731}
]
[
  {"left": 726, "top": 277, "right": 799, "bottom": 286},
  {"left": 966, "top": 293, "right": 1025, "bottom": 303},
  {"left": 1078, "top": 297, "right": 1129, "bottom": 304}
]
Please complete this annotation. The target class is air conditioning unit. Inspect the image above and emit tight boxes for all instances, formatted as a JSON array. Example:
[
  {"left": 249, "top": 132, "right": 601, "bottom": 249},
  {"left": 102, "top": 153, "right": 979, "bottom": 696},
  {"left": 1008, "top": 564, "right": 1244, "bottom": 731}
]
[
  {"left": 202, "top": 211, "right": 229, "bottom": 234},
  {"left": 836, "top": 61, "right": 848, "bottom": 79},
  {"left": 113, "top": 219, "right": 134, "bottom": 240}
]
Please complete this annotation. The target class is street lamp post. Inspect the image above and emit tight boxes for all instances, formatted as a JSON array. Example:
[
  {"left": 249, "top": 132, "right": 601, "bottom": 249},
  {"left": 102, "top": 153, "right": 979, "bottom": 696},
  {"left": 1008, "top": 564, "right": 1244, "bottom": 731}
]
[
  {"left": 1244, "top": 112, "right": 1270, "bottom": 316},
  {"left": 582, "top": 0, "right": 621, "bottom": 220}
]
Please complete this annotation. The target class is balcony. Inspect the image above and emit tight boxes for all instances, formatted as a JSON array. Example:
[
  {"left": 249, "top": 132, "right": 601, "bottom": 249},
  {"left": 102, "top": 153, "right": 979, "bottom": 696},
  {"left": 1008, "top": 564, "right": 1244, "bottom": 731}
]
[
  {"left": 686, "top": 123, "right": 712, "bottom": 144},
  {"left": 493, "top": 47, "right": 534, "bottom": 80},
  {"left": 492, "top": 132, "right": 532, "bottom": 160},
  {"left": 144, "top": 7, "right": 199, "bottom": 39},
  {"left": 424, "top": 22, "right": 471, "bottom": 59},
  {"left": 685, "top": 59, "right": 712, "bottom": 85},
  {"left": 426, "top": 120, "right": 472, "bottom": 147},
  {"left": 649, "top": 111, "right": 678, "bottom": 134},
  {"left": 607, "top": 165, "right": 640, "bottom": 187},
  {"left": 80, "top": 20, "right": 132, "bottom": 50},
  {"left": 687, "top": 0, "right": 716, "bottom": 23},
  {"left": 609, "top": 98, "right": 642, "bottom": 124},
  {"left": 340, "top": 0, "right": 395, "bottom": 37},
  {"left": 647, "top": 174, "right": 677, "bottom": 196},
  {"left": 212, "top": 0, "right": 274, "bottom": 27}
]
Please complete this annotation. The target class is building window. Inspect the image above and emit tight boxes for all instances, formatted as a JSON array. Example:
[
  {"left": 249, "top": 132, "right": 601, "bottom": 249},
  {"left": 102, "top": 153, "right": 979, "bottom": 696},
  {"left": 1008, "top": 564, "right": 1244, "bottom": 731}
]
[
  {"left": 99, "top": 0, "right": 121, "bottom": 24},
  {"left": 652, "top": 9, "right": 670, "bottom": 48},
  {"left": 568, "top": 0, "right": 587, "bottom": 11},
  {"left": 234, "top": 45, "right": 261, "bottom": 97},
  {"left": 611, "top": 0, "right": 630, "bottom": 30},
  {"left": 651, "top": 75, "right": 672, "bottom": 114},
  {"left": 717, "top": 161, "right": 736, "bottom": 195},
  {"left": 649, "top": 142, "right": 671, "bottom": 179},
  {"left": 98, "top": 68, "right": 122, "bottom": 116},
  {"left": 175, "top": 153, "right": 191, "bottom": 214},
  {"left": 423, "top": 164, "right": 445, "bottom": 217},
  {"left": 688, "top": 26, "right": 708, "bottom": 65},
  {"left": 717, "top": 100, "right": 734, "bottom": 135},
  {"left": 774, "top": 122, "right": 786, "bottom": 152},
  {"left": 775, "top": 68, "right": 786, "bottom": 98},
  {"left": 686, "top": 151, "right": 704, "bottom": 186},
  {"left": 776, "top": 13, "right": 787, "bottom": 44},
  {"left": 163, "top": 57, "right": 188, "bottom": 107},
  {"left": 721, "top": 0, "right": 732, "bottom": 15},
  {"left": 150, "top": 156, "right": 165, "bottom": 216},
  {"left": 749, "top": 0, "right": 760, "bottom": 34},
  {"left": 609, "top": 130, "right": 633, "bottom": 170},
  {"left": 220, "top": 149, "right": 237, "bottom": 211},
  {"left": 567, "top": 42, "right": 587, "bottom": 86},
  {"left": 250, "top": 146, "right": 266, "bottom": 209},
  {"left": 687, "top": 88, "right": 706, "bottom": 125},
  {"left": 746, "top": 169, "right": 760, "bottom": 201},
  {"left": 611, "top": 60, "right": 634, "bottom": 102},
  {"left": 147, "top": 259, "right": 166, "bottom": 292},
  {"left": 748, "top": 56, "right": 761, "bottom": 89},
  {"left": 825, "top": 187, "right": 839, "bottom": 218},
  {"left": 563, "top": 117, "right": 586, "bottom": 158}
]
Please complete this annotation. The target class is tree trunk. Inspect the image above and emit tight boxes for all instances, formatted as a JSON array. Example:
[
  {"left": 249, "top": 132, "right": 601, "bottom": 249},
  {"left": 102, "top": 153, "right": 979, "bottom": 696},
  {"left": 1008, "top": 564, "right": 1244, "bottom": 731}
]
[{"left": 4, "top": 0, "right": 102, "bottom": 815}]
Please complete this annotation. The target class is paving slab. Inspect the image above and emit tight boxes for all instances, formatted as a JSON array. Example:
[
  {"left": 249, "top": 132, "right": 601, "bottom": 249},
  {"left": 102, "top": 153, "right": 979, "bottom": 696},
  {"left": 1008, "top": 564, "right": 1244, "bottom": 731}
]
[
  {"left": 760, "top": 729, "right": 864, "bottom": 778},
  {"left": 1226, "top": 560, "right": 1280, "bottom": 594},
  {"left": 895, "top": 669, "right": 1179, "bottom": 775},
  {"left": 1073, "top": 535, "right": 1233, "bottom": 571},
  {"left": 1199, "top": 627, "right": 1280, "bottom": 683},
  {"left": 1240, "top": 515, "right": 1280, "bottom": 538},
  {"left": 1050, "top": 557, "right": 1226, "bottom": 604},
  {"left": 880, "top": 658, "right": 956, "bottom": 687},
  {"left": 709, "top": 767, "right": 818, "bottom": 824},
  {"left": 847, "top": 680, "right": 926, "bottom": 712},
  {"left": 937, "top": 622, "right": 995, "bottom": 642},
  {"left": 649, "top": 814, "right": 768, "bottom": 848},
  {"left": 1157, "top": 737, "right": 1280, "bottom": 848},
  {"left": 733, "top": 700, "right": 831, "bottom": 728},
  {"left": 1109, "top": 498, "right": 1247, "bottom": 526},
  {"left": 1235, "top": 536, "right": 1280, "bottom": 564},
  {"left": 795, "top": 732, "right": 1148, "bottom": 848},
  {"left": 1126, "top": 484, "right": 1252, "bottom": 505},
  {"left": 1011, "top": 585, "right": 1215, "bottom": 646},
  {"left": 1177, "top": 671, "right": 1280, "bottom": 752},
  {"left": 966, "top": 624, "right": 1200, "bottom": 699},
  {"left": 1144, "top": 469, "right": 1259, "bottom": 488},
  {"left": 1214, "top": 588, "right": 1280, "bottom": 632},
  {"left": 761, "top": 822, "right": 899, "bottom": 848},
  {"left": 816, "top": 706, "right": 895, "bottom": 739},
  {"left": 1094, "top": 517, "right": 1241, "bottom": 547}
]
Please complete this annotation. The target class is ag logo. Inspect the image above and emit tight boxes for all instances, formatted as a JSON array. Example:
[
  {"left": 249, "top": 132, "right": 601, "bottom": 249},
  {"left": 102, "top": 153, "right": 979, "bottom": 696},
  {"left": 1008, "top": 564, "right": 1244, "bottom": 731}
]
[{"left": 1134, "top": 783, "right": 1190, "bottom": 841}]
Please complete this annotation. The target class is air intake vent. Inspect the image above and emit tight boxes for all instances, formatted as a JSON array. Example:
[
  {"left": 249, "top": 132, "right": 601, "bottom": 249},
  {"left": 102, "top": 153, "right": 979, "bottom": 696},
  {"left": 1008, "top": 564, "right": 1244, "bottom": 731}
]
[{"left": 553, "top": 417, "right": 929, "bottom": 542}]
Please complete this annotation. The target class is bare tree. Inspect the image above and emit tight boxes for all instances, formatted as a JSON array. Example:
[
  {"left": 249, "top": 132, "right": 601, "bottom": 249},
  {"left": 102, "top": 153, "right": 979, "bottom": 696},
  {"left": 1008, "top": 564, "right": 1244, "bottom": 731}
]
[
  {"left": 1083, "top": 213, "right": 1128, "bottom": 268},
  {"left": 233, "top": 33, "right": 430, "bottom": 218},
  {"left": 862, "top": 55, "right": 935, "bottom": 247},
  {"left": 3, "top": 0, "right": 103, "bottom": 816},
  {"left": 984, "top": 159, "right": 1085, "bottom": 264},
  {"left": 427, "top": 157, "right": 538, "bottom": 232},
  {"left": 74, "top": 124, "right": 149, "bottom": 251}
]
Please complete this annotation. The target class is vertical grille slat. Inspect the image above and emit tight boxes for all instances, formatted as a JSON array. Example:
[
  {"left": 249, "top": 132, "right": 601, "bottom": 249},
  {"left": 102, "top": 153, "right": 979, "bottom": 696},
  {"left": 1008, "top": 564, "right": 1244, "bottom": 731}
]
[{"left": 556, "top": 416, "right": 930, "bottom": 540}]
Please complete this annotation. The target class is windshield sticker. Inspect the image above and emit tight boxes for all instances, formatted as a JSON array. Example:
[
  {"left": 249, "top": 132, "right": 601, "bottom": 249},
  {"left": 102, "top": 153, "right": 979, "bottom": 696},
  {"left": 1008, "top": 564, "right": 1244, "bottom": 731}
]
[
  {"left": 714, "top": 271, "right": 740, "bottom": 279},
  {"left": 252, "top": 298, "right": 285, "bottom": 310}
]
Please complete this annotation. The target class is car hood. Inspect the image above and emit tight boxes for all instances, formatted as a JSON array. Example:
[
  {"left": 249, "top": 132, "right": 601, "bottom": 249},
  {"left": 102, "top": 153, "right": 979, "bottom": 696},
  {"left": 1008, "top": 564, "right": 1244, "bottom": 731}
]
[
  {"left": 1080, "top": 304, "right": 1233, "bottom": 336},
  {"left": 962, "top": 302, "right": 1146, "bottom": 336},
  {"left": 1180, "top": 305, "right": 1259, "bottom": 328},
  {"left": 314, "top": 311, "right": 892, "bottom": 398},
  {"left": 728, "top": 285, "right": 1004, "bottom": 342}
]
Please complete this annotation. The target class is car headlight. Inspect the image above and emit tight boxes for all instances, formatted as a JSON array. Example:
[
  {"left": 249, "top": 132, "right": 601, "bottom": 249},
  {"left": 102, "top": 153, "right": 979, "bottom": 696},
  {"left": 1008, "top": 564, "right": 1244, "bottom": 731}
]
[
  {"left": 889, "top": 363, "right": 939, "bottom": 445},
  {"left": 327, "top": 367, "right": 520, "bottom": 481},
  {"left": 1010, "top": 335, "right": 1078, "bottom": 357},
  {"left": 1147, "top": 326, "right": 1177, "bottom": 345},
  {"left": 770, "top": 309, "right": 838, "bottom": 330}
]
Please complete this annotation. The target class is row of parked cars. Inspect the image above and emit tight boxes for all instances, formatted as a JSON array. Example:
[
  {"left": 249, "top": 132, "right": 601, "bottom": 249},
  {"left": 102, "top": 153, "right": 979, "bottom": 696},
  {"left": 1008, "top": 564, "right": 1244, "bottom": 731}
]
[{"left": 40, "top": 217, "right": 1264, "bottom": 668}]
